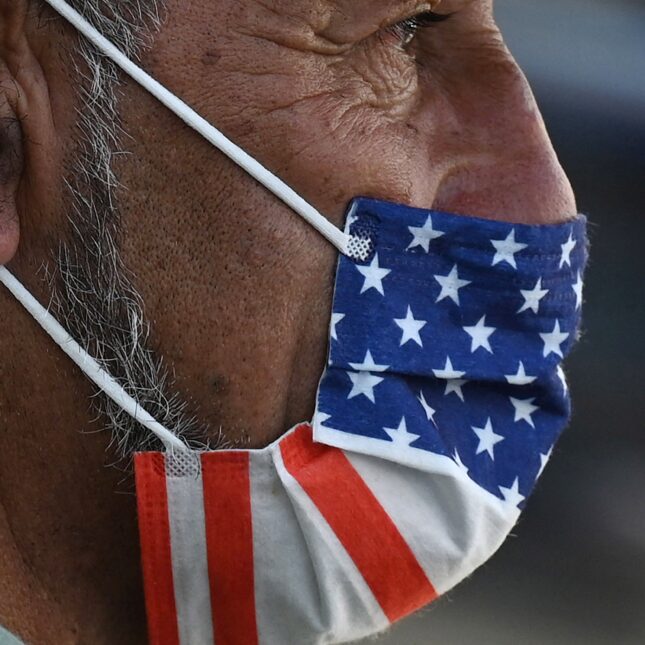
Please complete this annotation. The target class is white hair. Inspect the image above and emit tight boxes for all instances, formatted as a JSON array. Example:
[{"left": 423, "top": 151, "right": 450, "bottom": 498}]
[{"left": 48, "top": 1, "right": 224, "bottom": 454}]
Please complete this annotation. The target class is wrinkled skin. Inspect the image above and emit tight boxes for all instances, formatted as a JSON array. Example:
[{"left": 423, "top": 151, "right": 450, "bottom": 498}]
[{"left": 0, "top": 0, "right": 576, "bottom": 642}]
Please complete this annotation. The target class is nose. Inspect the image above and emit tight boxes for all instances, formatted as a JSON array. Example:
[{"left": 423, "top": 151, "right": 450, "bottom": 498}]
[{"left": 427, "top": 49, "right": 577, "bottom": 225}]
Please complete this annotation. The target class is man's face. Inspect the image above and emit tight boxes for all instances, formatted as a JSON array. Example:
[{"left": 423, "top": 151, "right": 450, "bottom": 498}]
[
  {"left": 107, "top": 0, "right": 575, "bottom": 446},
  {"left": 0, "top": 2, "right": 578, "bottom": 640},
  {"left": 6, "top": 0, "right": 575, "bottom": 449}
]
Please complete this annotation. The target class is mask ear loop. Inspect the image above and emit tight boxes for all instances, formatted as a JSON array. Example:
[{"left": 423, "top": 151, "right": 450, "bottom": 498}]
[
  {"left": 0, "top": 267, "right": 187, "bottom": 452},
  {"left": 42, "top": 0, "right": 367, "bottom": 260}
]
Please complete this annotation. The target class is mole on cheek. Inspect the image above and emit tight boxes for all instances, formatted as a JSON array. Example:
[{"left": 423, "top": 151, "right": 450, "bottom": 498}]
[{"left": 201, "top": 49, "right": 222, "bottom": 66}]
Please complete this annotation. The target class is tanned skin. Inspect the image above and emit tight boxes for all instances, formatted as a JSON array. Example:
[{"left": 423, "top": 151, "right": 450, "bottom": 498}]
[{"left": 0, "top": 1, "right": 576, "bottom": 642}]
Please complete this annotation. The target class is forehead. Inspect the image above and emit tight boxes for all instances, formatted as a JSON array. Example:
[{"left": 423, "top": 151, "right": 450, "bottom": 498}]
[
  {"left": 182, "top": 0, "right": 476, "bottom": 28},
  {"left": 159, "top": 0, "right": 482, "bottom": 31},
  {"left": 163, "top": 0, "right": 482, "bottom": 46}
]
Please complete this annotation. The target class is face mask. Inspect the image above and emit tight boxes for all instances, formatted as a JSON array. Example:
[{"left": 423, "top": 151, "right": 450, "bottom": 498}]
[{"left": 0, "top": 2, "right": 588, "bottom": 644}]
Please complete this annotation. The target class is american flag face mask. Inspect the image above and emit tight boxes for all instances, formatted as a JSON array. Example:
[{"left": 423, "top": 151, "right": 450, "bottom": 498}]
[
  {"left": 0, "top": 3, "right": 588, "bottom": 645},
  {"left": 130, "top": 201, "right": 586, "bottom": 645}
]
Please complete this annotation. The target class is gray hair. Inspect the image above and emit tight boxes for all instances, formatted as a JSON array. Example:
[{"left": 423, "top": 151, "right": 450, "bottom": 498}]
[{"left": 49, "top": 1, "right": 218, "bottom": 454}]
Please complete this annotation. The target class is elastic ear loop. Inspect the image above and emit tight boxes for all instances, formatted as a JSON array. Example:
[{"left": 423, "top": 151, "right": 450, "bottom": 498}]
[
  {"left": 42, "top": 0, "right": 357, "bottom": 259},
  {"left": 0, "top": 267, "right": 187, "bottom": 452}
]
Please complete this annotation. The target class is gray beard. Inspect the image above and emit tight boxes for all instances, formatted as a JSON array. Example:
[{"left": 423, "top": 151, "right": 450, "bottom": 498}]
[
  {"left": 48, "top": 1, "right": 222, "bottom": 455},
  {"left": 51, "top": 189, "right": 214, "bottom": 455}
]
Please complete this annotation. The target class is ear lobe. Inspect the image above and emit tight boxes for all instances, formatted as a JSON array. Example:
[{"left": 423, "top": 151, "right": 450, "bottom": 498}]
[{"left": 0, "top": 92, "right": 23, "bottom": 265}]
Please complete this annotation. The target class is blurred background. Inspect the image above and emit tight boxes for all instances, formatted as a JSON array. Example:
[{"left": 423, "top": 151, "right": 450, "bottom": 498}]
[{"left": 368, "top": 0, "right": 645, "bottom": 643}]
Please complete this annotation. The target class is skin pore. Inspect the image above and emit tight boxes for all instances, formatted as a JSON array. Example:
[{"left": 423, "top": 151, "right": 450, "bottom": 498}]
[{"left": 0, "top": 0, "right": 576, "bottom": 642}]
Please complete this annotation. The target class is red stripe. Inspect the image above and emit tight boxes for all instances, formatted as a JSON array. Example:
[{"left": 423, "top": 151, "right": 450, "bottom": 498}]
[
  {"left": 280, "top": 424, "right": 438, "bottom": 623},
  {"left": 201, "top": 451, "right": 258, "bottom": 645},
  {"left": 134, "top": 452, "right": 180, "bottom": 645}
]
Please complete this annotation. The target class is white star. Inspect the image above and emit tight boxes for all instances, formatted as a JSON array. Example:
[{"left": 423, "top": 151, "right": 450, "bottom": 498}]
[
  {"left": 509, "top": 396, "right": 540, "bottom": 428},
  {"left": 383, "top": 417, "right": 420, "bottom": 448},
  {"left": 518, "top": 278, "right": 550, "bottom": 314},
  {"left": 559, "top": 233, "right": 577, "bottom": 269},
  {"left": 417, "top": 391, "right": 437, "bottom": 424},
  {"left": 347, "top": 371, "right": 384, "bottom": 403},
  {"left": 346, "top": 350, "right": 389, "bottom": 403},
  {"left": 463, "top": 315, "right": 496, "bottom": 353},
  {"left": 433, "top": 357, "right": 467, "bottom": 401},
  {"left": 453, "top": 450, "right": 469, "bottom": 474},
  {"left": 445, "top": 380, "right": 467, "bottom": 400},
  {"left": 349, "top": 350, "right": 389, "bottom": 373},
  {"left": 330, "top": 313, "right": 345, "bottom": 341},
  {"left": 316, "top": 411, "right": 331, "bottom": 426},
  {"left": 434, "top": 264, "right": 471, "bottom": 305},
  {"left": 540, "top": 320, "right": 569, "bottom": 358},
  {"left": 538, "top": 447, "right": 553, "bottom": 477},
  {"left": 394, "top": 306, "right": 427, "bottom": 347},
  {"left": 556, "top": 365, "right": 568, "bottom": 394},
  {"left": 499, "top": 478, "right": 525, "bottom": 507},
  {"left": 572, "top": 272, "right": 583, "bottom": 310},
  {"left": 356, "top": 253, "right": 391, "bottom": 295},
  {"left": 472, "top": 418, "right": 505, "bottom": 460},
  {"left": 505, "top": 362, "right": 537, "bottom": 386},
  {"left": 491, "top": 230, "right": 528, "bottom": 269},
  {"left": 407, "top": 215, "right": 445, "bottom": 252}
]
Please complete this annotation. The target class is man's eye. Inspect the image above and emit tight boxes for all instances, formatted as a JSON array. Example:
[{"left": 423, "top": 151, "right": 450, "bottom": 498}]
[{"left": 386, "top": 10, "right": 451, "bottom": 47}]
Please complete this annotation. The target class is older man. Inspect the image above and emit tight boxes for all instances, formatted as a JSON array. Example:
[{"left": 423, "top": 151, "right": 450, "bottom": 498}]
[{"left": 0, "top": 1, "right": 581, "bottom": 643}]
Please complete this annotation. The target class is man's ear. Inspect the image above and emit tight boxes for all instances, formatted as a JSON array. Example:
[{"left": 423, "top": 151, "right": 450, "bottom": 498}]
[
  {"left": 0, "top": 2, "right": 28, "bottom": 265},
  {"left": 0, "top": 0, "right": 65, "bottom": 266}
]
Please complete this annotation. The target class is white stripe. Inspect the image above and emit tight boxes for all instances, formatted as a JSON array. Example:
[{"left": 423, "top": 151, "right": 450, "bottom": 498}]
[
  {"left": 314, "top": 421, "right": 514, "bottom": 513},
  {"left": 42, "top": 0, "right": 353, "bottom": 257},
  {"left": 345, "top": 451, "right": 520, "bottom": 595},
  {"left": 165, "top": 455, "right": 215, "bottom": 645},
  {"left": 262, "top": 447, "right": 389, "bottom": 644},
  {"left": 249, "top": 450, "right": 324, "bottom": 644}
]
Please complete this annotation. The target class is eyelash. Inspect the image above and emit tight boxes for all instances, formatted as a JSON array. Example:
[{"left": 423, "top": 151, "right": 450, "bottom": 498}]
[{"left": 387, "top": 10, "right": 451, "bottom": 46}]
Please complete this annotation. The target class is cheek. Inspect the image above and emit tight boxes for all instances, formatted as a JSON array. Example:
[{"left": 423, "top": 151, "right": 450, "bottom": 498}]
[
  {"left": 247, "top": 101, "right": 424, "bottom": 223},
  {"left": 212, "top": 70, "right": 434, "bottom": 223}
]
